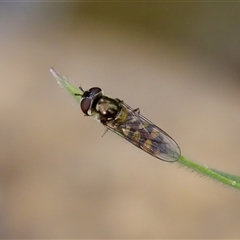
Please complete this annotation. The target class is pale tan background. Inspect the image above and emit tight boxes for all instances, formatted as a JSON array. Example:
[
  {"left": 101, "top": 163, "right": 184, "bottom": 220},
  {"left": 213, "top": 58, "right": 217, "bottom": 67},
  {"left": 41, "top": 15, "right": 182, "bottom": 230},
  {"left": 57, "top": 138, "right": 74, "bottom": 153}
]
[{"left": 1, "top": 2, "right": 240, "bottom": 238}]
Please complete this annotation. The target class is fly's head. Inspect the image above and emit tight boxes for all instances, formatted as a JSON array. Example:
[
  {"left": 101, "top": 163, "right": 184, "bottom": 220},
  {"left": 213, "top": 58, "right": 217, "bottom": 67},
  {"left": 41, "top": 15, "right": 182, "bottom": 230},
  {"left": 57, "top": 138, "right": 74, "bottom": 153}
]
[{"left": 80, "top": 87, "right": 103, "bottom": 116}]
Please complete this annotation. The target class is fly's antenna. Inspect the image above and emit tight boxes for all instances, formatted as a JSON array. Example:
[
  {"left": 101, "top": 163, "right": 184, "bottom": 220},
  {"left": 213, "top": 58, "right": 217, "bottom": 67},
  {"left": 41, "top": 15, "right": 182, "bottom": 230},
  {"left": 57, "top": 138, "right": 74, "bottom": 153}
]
[
  {"left": 74, "top": 85, "right": 84, "bottom": 96},
  {"left": 79, "top": 85, "right": 84, "bottom": 92}
]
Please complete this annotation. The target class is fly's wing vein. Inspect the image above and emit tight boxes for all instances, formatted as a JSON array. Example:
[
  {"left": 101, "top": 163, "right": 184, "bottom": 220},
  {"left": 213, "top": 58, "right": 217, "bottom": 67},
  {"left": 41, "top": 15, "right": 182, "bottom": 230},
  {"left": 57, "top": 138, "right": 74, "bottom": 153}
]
[{"left": 105, "top": 101, "right": 181, "bottom": 162}]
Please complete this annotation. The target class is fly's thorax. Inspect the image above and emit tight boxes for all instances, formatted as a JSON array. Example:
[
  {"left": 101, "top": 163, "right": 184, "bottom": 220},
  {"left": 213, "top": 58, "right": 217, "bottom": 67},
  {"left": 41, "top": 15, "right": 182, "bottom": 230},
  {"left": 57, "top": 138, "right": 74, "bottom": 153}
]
[{"left": 95, "top": 96, "right": 122, "bottom": 122}]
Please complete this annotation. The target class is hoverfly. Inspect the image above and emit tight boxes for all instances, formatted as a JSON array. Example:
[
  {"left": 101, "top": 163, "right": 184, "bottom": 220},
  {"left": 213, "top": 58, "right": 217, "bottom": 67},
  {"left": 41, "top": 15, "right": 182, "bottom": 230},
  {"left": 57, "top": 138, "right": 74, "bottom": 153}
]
[{"left": 75, "top": 87, "right": 181, "bottom": 162}]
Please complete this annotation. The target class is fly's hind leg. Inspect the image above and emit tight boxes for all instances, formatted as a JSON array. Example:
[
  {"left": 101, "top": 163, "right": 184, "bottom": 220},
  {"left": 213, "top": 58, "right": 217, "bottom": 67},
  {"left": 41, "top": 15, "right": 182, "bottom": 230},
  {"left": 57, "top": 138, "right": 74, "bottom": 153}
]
[
  {"left": 133, "top": 108, "right": 140, "bottom": 114},
  {"left": 116, "top": 98, "right": 140, "bottom": 114}
]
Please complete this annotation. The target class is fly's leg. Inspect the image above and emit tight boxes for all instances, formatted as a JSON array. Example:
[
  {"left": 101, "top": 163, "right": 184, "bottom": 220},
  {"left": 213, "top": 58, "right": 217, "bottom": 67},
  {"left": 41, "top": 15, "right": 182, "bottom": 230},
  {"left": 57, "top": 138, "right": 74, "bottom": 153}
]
[
  {"left": 101, "top": 128, "right": 109, "bottom": 137},
  {"left": 100, "top": 119, "right": 109, "bottom": 137},
  {"left": 133, "top": 108, "right": 140, "bottom": 114},
  {"left": 116, "top": 99, "right": 140, "bottom": 114}
]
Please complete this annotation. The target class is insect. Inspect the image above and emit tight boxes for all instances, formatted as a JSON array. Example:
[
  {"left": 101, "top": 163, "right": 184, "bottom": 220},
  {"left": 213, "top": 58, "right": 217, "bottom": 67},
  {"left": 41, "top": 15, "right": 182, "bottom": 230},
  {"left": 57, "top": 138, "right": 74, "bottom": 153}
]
[{"left": 75, "top": 87, "right": 181, "bottom": 162}]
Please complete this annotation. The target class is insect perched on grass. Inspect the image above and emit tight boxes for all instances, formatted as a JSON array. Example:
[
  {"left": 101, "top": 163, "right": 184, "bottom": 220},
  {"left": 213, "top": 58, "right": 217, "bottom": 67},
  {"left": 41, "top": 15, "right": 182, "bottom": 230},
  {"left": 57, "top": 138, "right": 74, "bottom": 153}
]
[{"left": 74, "top": 86, "right": 181, "bottom": 162}]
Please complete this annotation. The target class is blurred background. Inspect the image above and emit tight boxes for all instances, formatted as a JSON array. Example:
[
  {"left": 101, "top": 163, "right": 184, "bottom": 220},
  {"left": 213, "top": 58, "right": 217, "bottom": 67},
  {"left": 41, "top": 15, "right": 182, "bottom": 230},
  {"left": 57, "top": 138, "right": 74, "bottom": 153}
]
[{"left": 1, "top": 1, "right": 240, "bottom": 238}]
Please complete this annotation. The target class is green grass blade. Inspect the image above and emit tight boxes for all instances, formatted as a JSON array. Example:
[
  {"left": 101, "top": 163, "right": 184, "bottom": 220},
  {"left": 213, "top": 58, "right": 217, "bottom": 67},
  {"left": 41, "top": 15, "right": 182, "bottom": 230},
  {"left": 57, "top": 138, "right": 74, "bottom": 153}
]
[
  {"left": 50, "top": 68, "right": 240, "bottom": 190},
  {"left": 50, "top": 67, "right": 82, "bottom": 103},
  {"left": 178, "top": 155, "right": 240, "bottom": 189}
]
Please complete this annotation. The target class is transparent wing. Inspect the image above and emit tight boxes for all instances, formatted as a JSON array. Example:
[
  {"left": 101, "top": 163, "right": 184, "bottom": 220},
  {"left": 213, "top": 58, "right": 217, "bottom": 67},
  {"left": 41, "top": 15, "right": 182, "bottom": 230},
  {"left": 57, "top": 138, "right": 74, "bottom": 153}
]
[{"left": 105, "top": 101, "right": 181, "bottom": 162}]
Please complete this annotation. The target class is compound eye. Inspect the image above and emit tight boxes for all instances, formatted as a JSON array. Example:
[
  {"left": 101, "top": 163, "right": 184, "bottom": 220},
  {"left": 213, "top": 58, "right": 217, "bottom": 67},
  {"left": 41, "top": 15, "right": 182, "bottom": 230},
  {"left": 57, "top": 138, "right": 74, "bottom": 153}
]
[
  {"left": 89, "top": 87, "right": 102, "bottom": 95},
  {"left": 80, "top": 98, "right": 92, "bottom": 115}
]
